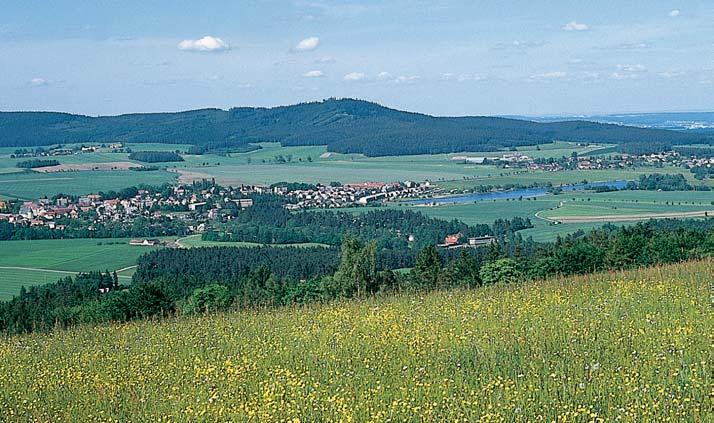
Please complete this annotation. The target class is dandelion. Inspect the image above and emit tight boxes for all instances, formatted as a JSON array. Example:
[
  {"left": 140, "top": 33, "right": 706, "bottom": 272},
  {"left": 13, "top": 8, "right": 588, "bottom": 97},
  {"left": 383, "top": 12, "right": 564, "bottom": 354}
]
[{"left": 0, "top": 261, "right": 709, "bottom": 421}]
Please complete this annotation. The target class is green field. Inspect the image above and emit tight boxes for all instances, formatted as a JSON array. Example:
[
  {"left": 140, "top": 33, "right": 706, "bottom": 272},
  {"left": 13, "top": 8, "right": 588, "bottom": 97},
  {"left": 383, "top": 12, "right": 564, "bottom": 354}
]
[
  {"left": 163, "top": 142, "right": 615, "bottom": 186},
  {"left": 338, "top": 189, "right": 714, "bottom": 242},
  {"left": 0, "top": 260, "right": 709, "bottom": 421},
  {"left": 538, "top": 190, "right": 714, "bottom": 221},
  {"left": 0, "top": 170, "right": 176, "bottom": 200},
  {"left": 1, "top": 141, "right": 710, "bottom": 199},
  {"left": 540, "top": 201, "right": 714, "bottom": 219},
  {"left": 0, "top": 238, "right": 163, "bottom": 300}
]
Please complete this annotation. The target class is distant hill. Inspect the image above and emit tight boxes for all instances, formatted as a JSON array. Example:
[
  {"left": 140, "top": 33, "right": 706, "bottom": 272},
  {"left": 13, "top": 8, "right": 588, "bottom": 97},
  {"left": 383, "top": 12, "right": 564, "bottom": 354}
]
[
  {"left": 508, "top": 111, "right": 714, "bottom": 131},
  {"left": 1, "top": 99, "right": 710, "bottom": 156}
]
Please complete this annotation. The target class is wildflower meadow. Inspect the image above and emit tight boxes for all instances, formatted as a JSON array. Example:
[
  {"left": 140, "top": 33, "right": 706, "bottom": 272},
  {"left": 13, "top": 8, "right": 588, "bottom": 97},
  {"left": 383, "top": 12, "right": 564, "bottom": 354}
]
[{"left": 0, "top": 260, "right": 711, "bottom": 421}]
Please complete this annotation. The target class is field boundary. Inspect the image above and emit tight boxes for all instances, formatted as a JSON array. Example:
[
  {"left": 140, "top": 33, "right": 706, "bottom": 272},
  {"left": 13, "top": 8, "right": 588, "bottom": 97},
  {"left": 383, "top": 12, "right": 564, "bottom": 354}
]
[
  {"left": 0, "top": 266, "right": 134, "bottom": 279},
  {"left": 0, "top": 266, "right": 77, "bottom": 275},
  {"left": 551, "top": 209, "right": 714, "bottom": 223}
]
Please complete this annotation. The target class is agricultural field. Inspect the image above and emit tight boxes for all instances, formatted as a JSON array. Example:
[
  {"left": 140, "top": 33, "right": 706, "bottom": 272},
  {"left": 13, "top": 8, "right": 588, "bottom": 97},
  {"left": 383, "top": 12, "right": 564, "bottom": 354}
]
[
  {"left": 0, "top": 238, "right": 162, "bottom": 300},
  {"left": 336, "top": 189, "right": 714, "bottom": 242},
  {"left": 1, "top": 141, "right": 709, "bottom": 199},
  {"left": 0, "top": 260, "right": 710, "bottom": 421},
  {"left": 0, "top": 170, "right": 176, "bottom": 200},
  {"left": 0, "top": 144, "right": 189, "bottom": 198},
  {"left": 538, "top": 191, "right": 714, "bottom": 223},
  {"left": 168, "top": 142, "right": 615, "bottom": 186}
]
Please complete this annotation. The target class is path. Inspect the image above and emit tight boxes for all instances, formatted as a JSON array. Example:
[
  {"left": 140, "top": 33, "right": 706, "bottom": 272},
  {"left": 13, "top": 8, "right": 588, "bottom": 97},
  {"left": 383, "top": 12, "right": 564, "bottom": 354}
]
[
  {"left": 551, "top": 210, "right": 714, "bottom": 224},
  {"left": 174, "top": 234, "right": 199, "bottom": 248},
  {"left": 0, "top": 266, "right": 135, "bottom": 279},
  {"left": 0, "top": 266, "right": 77, "bottom": 275}
]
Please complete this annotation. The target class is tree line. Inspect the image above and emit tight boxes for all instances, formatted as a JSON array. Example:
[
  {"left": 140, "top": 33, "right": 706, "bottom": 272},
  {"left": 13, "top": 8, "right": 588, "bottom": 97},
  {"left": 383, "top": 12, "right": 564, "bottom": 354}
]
[
  {"left": 625, "top": 173, "right": 710, "bottom": 191},
  {"left": 1, "top": 219, "right": 712, "bottom": 335},
  {"left": 16, "top": 159, "right": 60, "bottom": 169},
  {"left": 128, "top": 151, "right": 184, "bottom": 163},
  {"left": 203, "top": 201, "right": 533, "bottom": 252}
]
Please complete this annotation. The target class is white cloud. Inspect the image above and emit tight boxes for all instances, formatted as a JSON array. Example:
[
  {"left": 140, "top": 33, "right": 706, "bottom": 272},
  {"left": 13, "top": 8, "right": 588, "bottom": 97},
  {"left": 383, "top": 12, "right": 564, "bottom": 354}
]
[
  {"left": 315, "top": 57, "right": 335, "bottom": 64},
  {"left": 658, "top": 70, "right": 685, "bottom": 78},
  {"left": 178, "top": 36, "right": 230, "bottom": 52},
  {"left": 530, "top": 71, "right": 567, "bottom": 80},
  {"left": 611, "top": 72, "right": 635, "bottom": 80},
  {"left": 375, "top": 72, "right": 420, "bottom": 83},
  {"left": 669, "top": 9, "right": 681, "bottom": 17},
  {"left": 30, "top": 78, "right": 47, "bottom": 87},
  {"left": 343, "top": 72, "right": 366, "bottom": 81},
  {"left": 612, "top": 42, "right": 651, "bottom": 50},
  {"left": 442, "top": 73, "right": 484, "bottom": 82},
  {"left": 376, "top": 71, "right": 393, "bottom": 81},
  {"left": 562, "top": 21, "right": 590, "bottom": 31},
  {"left": 617, "top": 64, "right": 646, "bottom": 72},
  {"left": 294, "top": 37, "right": 320, "bottom": 52},
  {"left": 611, "top": 65, "right": 647, "bottom": 80},
  {"left": 303, "top": 70, "right": 325, "bottom": 78},
  {"left": 394, "top": 75, "right": 420, "bottom": 83},
  {"left": 457, "top": 74, "right": 484, "bottom": 82}
]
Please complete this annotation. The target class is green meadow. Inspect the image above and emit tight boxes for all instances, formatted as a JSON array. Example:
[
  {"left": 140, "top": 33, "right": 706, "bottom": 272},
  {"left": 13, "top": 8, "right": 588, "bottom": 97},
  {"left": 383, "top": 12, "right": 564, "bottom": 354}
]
[
  {"left": 0, "top": 170, "right": 176, "bottom": 200},
  {"left": 1, "top": 141, "right": 708, "bottom": 199},
  {"left": 1, "top": 260, "right": 709, "bottom": 421},
  {"left": 0, "top": 238, "right": 162, "bottom": 300},
  {"left": 165, "top": 142, "right": 609, "bottom": 186},
  {"left": 338, "top": 188, "right": 714, "bottom": 242}
]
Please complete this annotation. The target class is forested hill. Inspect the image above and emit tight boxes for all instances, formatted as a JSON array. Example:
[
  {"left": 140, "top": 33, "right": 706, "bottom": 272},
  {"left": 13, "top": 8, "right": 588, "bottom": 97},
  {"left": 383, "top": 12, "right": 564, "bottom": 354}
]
[{"left": 1, "top": 98, "right": 709, "bottom": 156}]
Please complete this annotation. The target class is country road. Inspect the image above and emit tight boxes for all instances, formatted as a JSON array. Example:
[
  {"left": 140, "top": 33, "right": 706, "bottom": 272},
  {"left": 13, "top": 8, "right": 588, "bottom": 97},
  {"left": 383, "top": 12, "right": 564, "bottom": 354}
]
[{"left": 551, "top": 210, "right": 714, "bottom": 224}]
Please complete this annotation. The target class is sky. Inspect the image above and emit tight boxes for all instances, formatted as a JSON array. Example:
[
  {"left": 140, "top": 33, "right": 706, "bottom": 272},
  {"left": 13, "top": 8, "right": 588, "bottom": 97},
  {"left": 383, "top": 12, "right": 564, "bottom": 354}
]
[{"left": 1, "top": 0, "right": 713, "bottom": 116}]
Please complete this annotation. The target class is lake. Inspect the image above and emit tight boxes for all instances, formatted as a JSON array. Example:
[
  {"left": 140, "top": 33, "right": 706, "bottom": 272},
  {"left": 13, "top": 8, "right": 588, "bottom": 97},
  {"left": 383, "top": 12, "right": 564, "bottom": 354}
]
[{"left": 407, "top": 180, "right": 629, "bottom": 205}]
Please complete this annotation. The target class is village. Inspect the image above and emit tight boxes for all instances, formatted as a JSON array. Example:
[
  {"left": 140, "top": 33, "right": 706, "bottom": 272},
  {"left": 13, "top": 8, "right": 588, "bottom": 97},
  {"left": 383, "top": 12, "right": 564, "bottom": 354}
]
[
  {"left": 281, "top": 181, "right": 434, "bottom": 209},
  {"left": 452, "top": 149, "right": 714, "bottom": 172},
  {"left": 0, "top": 180, "right": 439, "bottom": 239},
  {"left": 0, "top": 183, "right": 253, "bottom": 235},
  {"left": 10, "top": 143, "right": 127, "bottom": 158}
]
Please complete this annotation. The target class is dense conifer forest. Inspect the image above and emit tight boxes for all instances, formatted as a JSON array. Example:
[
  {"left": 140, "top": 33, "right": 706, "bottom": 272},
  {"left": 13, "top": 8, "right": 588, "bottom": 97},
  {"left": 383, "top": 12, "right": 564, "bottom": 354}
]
[
  {"left": 15, "top": 159, "right": 60, "bottom": 168},
  {"left": 1, "top": 218, "right": 712, "bottom": 335},
  {"left": 1, "top": 99, "right": 709, "bottom": 155},
  {"left": 127, "top": 151, "right": 184, "bottom": 163}
]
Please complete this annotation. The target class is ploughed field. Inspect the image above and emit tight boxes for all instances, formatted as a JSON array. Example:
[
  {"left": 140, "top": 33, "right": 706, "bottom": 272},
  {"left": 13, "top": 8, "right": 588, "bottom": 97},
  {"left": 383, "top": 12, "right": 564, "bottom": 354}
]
[{"left": 0, "top": 260, "right": 710, "bottom": 421}]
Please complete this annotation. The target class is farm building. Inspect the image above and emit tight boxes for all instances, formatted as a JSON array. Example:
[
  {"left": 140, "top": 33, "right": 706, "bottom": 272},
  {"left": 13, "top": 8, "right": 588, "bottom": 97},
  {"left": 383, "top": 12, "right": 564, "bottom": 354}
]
[
  {"left": 129, "top": 239, "right": 162, "bottom": 247},
  {"left": 439, "top": 234, "right": 496, "bottom": 249},
  {"left": 468, "top": 236, "right": 496, "bottom": 246}
]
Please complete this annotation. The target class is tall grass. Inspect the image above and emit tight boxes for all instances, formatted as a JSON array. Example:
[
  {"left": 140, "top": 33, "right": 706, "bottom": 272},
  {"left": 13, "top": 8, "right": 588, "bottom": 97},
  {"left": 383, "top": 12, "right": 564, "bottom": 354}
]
[{"left": 0, "top": 261, "right": 711, "bottom": 421}]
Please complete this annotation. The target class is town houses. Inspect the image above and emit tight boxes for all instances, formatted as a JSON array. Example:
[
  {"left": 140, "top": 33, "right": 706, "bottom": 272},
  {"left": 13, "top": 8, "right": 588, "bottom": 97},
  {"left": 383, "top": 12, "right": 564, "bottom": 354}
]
[
  {"left": 0, "top": 183, "right": 258, "bottom": 234},
  {"left": 281, "top": 181, "right": 434, "bottom": 209},
  {"left": 453, "top": 148, "right": 714, "bottom": 174}
]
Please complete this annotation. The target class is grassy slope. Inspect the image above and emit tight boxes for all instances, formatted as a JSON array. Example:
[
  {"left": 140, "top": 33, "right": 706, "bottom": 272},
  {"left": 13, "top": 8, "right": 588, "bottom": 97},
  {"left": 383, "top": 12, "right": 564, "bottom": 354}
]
[
  {"left": 0, "top": 261, "right": 710, "bottom": 421},
  {"left": 0, "top": 239, "right": 162, "bottom": 300}
]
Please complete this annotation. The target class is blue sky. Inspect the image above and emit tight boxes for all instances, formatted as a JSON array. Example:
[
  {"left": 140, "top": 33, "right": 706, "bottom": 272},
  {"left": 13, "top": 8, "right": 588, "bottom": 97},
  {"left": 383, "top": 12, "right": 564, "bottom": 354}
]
[{"left": 1, "top": 0, "right": 712, "bottom": 116}]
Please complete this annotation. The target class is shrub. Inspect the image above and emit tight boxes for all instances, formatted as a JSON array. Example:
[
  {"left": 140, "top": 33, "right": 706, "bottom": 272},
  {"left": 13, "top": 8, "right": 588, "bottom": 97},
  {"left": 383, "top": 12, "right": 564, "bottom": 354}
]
[
  {"left": 183, "top": 284, "right": 232, "bottom": 315},
  {"left": 479, "top": 258, "right": 522, "bottom": 285}
]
